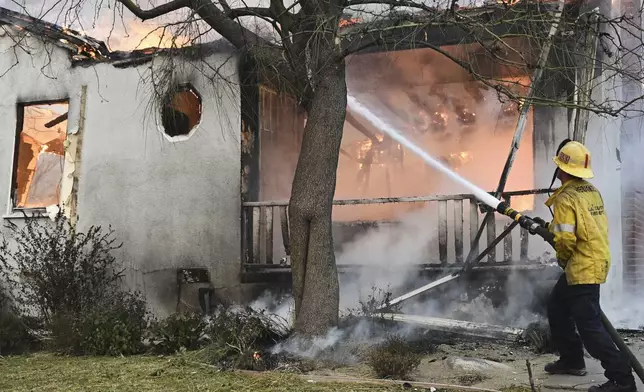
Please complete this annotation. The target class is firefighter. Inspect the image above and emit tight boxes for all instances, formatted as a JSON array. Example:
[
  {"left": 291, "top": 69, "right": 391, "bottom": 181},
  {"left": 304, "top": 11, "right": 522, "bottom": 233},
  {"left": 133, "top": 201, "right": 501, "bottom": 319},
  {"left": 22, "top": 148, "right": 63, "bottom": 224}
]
[{"left": 536, "top": 141, "right": 636, "bottom": 392}]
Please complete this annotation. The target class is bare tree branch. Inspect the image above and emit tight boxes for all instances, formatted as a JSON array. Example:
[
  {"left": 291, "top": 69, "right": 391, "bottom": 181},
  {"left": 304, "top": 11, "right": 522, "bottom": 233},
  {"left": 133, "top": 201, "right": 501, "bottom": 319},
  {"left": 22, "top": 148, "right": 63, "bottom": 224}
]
[
  {"left": 118, "top": 0, "right": 190, "bottom": 21},
  {"left": 227, "top": 7, "right": 274, "bottom": 19},
  {"left": 190, "top": 0, "right": 271, "bottom": 49},
  {"left": 344, "top": 0, "right": 437, "bottom": 12}
]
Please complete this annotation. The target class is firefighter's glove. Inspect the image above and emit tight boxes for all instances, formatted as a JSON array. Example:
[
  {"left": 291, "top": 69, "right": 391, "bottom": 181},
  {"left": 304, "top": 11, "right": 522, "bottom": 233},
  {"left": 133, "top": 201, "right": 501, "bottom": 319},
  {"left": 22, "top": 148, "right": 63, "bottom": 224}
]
[
  {"left": 532, "top": 217, "right": 549, "bottom": 229},
  {"left": 527, "top": 217, "right": 549, "bottom": 236}
]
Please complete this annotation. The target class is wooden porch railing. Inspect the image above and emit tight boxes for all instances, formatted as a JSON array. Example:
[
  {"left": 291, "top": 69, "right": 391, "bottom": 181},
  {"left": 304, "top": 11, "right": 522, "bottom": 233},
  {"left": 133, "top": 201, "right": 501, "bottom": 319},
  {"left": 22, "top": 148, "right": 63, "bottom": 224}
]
[{"left": 241, "top": 188, "right": 552, "bottom": 268}]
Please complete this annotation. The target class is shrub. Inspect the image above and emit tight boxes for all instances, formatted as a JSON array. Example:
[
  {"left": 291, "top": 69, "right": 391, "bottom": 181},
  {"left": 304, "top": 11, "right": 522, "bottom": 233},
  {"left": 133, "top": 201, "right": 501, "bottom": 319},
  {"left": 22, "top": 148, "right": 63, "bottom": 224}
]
[
  {"left": 204, "top": 306, "right": 289, "bottom": 369},
  {"left": 367, "top": 335, "right": 421, "bottom": 380},
  {"left": 0, "top": 214, "right": 124, "bottom": 323},
  {"left": 50, "top": 291, "right": 148, "bottom": 356},
  {"left": 523, "top": 321, "right": 555, "bottom": 354},
  {"left": 342, "top": 286, "right": 400, "bottom": 322},
  {"left": 360, "top": 286, "right": 396, "bottom": 316},
  {"left": 0, "top": 214, "right": 149, "bottom": 356},
  {"left": 148, "top": 312, "right": 209, "bottom": 354}
]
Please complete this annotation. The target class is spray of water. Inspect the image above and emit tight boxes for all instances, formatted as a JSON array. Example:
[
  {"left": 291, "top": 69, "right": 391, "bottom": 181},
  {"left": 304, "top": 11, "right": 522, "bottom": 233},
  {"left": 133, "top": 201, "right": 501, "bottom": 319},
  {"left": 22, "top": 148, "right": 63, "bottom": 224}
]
[{"left": 346, "top": 96, "right": 502, "bottom": 209}]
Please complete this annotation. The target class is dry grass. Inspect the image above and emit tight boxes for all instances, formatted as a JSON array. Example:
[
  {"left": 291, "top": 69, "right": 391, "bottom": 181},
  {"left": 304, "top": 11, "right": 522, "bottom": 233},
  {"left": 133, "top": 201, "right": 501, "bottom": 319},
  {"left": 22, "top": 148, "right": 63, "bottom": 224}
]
[{"left": 0, "top": 353, "right": 411, "bottom": 391}]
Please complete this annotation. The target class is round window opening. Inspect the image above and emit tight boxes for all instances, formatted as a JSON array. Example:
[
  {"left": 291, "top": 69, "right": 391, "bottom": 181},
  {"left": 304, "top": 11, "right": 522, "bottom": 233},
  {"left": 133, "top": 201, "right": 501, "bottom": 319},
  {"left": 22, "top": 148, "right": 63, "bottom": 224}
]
[{"left": 161, "top": 85, "right": 202, "bottom": 138}]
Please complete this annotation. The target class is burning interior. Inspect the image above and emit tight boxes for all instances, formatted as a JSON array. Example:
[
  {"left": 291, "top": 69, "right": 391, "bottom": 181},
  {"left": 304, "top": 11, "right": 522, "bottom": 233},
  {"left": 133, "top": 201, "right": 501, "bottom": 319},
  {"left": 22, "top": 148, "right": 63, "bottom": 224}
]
[
  {"left": 11, "top": 102, "right": 69, "bottom": 211},
  {"left": 254, "top": 37, "right": 542, "bottom": 267}
]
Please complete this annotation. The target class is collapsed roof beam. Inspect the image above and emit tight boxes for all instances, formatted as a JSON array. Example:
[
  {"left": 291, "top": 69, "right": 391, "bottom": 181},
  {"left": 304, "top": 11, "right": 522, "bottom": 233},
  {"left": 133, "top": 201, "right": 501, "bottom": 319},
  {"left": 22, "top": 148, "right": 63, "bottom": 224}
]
[
  {"left": 44, "top": 113, "right": 68, "bottom": 128},
  {"left": 375, "top": 95, "right": 406, "bottom": 123},
  {"left": 345, "top": 111, "right": 381, "bottom": 143}
]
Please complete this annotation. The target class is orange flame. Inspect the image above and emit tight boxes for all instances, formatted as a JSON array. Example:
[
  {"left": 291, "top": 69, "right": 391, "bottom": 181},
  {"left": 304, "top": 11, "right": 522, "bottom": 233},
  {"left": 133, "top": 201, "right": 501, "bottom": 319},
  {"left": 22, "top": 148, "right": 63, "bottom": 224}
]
[
  {"left": 445, "top": 151, "right": 474, "bottom": 172},
  {"left": 510, "top": 195, "right": 535, "bottom": 212},
  {"left": 339, "top": 17, "right": 361, "bottom": 27}
]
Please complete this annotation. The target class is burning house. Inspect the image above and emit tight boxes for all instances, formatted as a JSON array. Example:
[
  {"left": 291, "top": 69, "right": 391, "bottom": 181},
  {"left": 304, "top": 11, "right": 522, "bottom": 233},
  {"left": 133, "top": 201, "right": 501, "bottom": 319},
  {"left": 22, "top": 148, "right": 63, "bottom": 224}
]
[{"left": 0, "top": 3, "right": 630, "bottom": 318}]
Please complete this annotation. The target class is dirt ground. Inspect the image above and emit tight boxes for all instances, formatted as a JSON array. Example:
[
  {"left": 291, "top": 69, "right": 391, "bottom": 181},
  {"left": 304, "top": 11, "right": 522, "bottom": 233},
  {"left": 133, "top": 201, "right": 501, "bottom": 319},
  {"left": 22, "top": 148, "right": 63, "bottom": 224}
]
[
  {"left": 306, "top": 331, "right": 644, "bottom": 391},
  {"left": 306, "top": 338, "right": 550, "bottom": 388}
]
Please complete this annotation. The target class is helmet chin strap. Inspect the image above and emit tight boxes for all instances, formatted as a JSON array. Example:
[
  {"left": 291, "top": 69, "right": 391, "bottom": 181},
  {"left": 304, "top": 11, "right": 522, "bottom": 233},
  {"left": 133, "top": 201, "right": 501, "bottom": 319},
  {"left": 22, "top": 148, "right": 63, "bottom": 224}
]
[{"left": 547, "top": 138, "right": 572, "bottom": 217}]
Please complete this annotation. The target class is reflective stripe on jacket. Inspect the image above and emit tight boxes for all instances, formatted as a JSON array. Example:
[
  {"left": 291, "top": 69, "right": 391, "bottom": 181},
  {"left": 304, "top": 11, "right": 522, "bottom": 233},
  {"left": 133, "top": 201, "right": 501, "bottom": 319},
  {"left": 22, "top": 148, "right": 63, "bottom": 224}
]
[{"left": 545, "top": 178, "right": 611, "bottom": 285}]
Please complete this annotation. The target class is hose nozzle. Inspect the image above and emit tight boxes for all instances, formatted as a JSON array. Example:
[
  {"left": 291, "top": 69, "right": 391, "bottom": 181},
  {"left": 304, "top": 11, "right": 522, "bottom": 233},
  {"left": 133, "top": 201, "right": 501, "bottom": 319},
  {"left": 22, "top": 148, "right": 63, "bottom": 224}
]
[{"left": 495, "top": 201, "right": 555, "bottom": 247}]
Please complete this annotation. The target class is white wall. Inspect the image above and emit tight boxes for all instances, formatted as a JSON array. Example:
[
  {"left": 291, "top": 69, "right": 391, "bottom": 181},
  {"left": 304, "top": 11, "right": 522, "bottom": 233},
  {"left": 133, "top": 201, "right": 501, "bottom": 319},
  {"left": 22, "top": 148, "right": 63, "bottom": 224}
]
[
  {"left": 584, "top": 78, "right": 624, "bottom": 308},
  {"left": 530, "top": 105, "right": 569, "bottom": 260},
  {"left": 0, "top": 32, "right": 242, "bottom": 316}
]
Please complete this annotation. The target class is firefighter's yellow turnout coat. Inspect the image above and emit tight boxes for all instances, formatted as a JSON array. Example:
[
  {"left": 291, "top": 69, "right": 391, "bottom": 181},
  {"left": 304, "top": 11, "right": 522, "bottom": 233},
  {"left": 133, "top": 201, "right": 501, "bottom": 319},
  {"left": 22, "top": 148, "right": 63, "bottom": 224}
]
[{"left": 545, "top": 178, "right": 611, "bottom": 285}]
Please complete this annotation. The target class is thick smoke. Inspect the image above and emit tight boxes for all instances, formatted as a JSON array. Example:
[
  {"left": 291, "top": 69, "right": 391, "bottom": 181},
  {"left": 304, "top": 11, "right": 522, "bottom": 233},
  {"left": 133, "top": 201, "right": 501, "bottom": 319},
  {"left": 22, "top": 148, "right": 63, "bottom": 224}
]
[
  {"left": 250, "top": 286, "right": 420, "bottom": 361},
  {"left": 249, "top": 291, "right": 293, "bottom": 322},
  {"left": 268, "top": 318, "right": 418, "bottom": 363},
  {"left": 336, "top": 199, "right": 555, "bottom": 329}
]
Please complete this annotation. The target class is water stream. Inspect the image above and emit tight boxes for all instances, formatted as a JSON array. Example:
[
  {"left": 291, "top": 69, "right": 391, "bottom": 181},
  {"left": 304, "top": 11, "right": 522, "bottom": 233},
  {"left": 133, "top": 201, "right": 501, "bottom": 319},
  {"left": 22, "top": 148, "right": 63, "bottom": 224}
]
[{"left": 346, "top": 95, "right": 502, "bottom": 209}]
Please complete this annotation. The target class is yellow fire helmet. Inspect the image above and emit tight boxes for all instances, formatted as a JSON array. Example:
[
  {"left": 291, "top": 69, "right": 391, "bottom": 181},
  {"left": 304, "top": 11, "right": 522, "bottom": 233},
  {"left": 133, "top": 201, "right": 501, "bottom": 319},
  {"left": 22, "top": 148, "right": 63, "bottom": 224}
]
[{"left": 553, "top": 141, "right": 594, "bottom": 179}]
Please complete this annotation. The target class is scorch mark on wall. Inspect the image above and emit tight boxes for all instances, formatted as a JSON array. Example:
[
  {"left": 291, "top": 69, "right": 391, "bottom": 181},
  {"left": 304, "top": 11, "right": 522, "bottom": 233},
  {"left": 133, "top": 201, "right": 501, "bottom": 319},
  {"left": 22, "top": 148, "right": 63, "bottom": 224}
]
[{"left": 60, "top": 85, "right": 86, "bottom": 226}]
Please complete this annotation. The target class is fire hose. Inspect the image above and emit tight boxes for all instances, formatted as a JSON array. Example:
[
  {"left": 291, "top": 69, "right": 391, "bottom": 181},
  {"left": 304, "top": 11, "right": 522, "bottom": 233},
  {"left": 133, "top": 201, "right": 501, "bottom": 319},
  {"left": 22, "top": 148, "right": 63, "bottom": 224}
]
[{"left": 496, "top": 201, "right": 644, "bottom": 384}]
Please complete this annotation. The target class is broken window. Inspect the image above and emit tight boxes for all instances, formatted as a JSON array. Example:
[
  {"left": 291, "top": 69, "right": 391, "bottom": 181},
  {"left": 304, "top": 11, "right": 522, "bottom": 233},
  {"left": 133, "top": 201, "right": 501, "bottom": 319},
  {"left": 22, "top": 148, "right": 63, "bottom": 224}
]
[
  {"left": 11, "top": 101, "right": 68, "bottom": 210},
  {"left": 161, "top": 85, "right": 202, "bottom": 138}
]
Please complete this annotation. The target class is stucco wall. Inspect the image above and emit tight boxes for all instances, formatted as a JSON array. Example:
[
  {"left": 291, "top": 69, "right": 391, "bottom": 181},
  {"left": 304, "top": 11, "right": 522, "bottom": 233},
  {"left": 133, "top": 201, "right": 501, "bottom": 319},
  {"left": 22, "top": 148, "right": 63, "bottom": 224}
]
[
  {"left": 585, "top": 100, "right": 624, "bottom": 307},
  {"left": 530, "top": 105, "right": 569, "bottom": 260},
  {"left": 0, "top": 33, "right": 242, "bottom": 316}
]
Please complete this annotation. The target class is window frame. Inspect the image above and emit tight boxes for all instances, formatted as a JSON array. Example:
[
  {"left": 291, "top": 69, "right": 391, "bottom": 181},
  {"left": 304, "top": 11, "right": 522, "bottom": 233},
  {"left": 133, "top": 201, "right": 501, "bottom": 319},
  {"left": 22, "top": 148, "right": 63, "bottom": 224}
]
[
  {"left": 160, "top": 83, "right": 203, "bottom": 142},
  {"left": 7, "top": 98, "right": 70, "bottom": 217}
]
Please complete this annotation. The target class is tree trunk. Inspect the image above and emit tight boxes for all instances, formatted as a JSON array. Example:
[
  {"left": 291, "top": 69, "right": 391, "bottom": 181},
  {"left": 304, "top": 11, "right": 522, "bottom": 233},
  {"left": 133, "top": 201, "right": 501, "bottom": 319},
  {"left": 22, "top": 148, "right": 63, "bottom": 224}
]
[{"left": 289, "top": 59, "right": 346, "bottom": 336}]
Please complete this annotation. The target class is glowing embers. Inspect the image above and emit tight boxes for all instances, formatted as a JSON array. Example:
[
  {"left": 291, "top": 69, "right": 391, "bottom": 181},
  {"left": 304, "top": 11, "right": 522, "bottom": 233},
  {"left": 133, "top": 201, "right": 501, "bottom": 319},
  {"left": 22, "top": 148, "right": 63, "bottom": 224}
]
[
  {"left": 354, "top": 136, "right": 404, "bottom": 170},
  {"left": 12, "top": 102, "right": 69, "bottom": 209},
  {"left": 453, "top": 101, "right": 476, "bottom": 125},
  {"left": 414, "top": 106, "right": 449, "bottom": 136},
  {"left": 161, "top": 84, "right": 202, "bottom": 139},
  {"left": 438, "top": 151, "right": 474, "bottom": 172}
]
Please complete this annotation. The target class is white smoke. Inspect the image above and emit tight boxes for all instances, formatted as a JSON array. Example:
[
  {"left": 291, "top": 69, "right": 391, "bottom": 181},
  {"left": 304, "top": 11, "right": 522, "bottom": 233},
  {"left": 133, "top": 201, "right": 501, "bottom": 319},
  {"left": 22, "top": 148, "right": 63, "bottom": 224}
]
[
  {"left": 249, "top": 291, "right": 294, "bottom": 324},
  {"left": 337, "top": 205, "right": 441, "bottom": 311},
  {"left": 269, "top": 316, "right": 420, "bottom": 363},
  {"left": 336, "top": 204, "right": 553, "bottom": 329}
]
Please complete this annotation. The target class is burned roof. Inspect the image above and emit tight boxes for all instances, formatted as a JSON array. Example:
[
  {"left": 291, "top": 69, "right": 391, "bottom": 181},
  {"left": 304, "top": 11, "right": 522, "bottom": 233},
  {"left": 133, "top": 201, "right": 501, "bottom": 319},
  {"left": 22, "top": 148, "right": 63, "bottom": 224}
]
[
  {"left": 0, "top": 7, "right": 110, "bottom": 62},
  {"left": 95, "top": 39, "right": 237, "bottom": 69},
  {"left": 0, "top": 7, "right": 237, "bottom": 68}
]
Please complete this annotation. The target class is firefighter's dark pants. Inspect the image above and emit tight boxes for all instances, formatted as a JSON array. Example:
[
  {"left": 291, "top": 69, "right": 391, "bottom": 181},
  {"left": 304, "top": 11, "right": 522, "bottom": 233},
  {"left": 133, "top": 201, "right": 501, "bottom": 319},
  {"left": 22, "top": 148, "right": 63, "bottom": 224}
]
[{"left": 548, "top": 274, "right": 635, "bottom": 385}]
